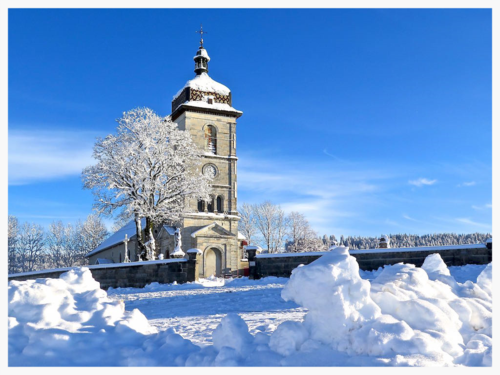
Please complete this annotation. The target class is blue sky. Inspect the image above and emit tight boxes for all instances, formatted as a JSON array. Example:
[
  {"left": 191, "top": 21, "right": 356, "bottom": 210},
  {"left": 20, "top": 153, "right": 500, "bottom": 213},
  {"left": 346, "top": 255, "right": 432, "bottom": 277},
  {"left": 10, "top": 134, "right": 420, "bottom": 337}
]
[{"left": 8, "top": 8, "right": 492, "bottom": 237}]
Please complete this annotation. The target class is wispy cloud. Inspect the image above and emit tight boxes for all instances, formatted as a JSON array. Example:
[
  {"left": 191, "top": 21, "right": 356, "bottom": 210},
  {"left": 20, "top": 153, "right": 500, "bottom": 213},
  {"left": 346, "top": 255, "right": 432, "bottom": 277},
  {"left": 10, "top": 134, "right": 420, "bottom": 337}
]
[
  {"left": 455, "top": 218, "right": 491, "bottom": 230},
  {"left": 402, "top": 214, "right": 420, "bottom": 222},
  {"left": 408, "top": 177, "right": 437, "bottom": 187},
  {"left": 8, "top": 129, "right": 97, "bottom": 185},
  {"left": 238, "top": 153, "right": 401, "bottom": 235},
  {"left": 458, "top": 181, "right": 476, "bottom": 187},
  {"left": 472, "top": 203, "right": 492, "bottom": 210}
]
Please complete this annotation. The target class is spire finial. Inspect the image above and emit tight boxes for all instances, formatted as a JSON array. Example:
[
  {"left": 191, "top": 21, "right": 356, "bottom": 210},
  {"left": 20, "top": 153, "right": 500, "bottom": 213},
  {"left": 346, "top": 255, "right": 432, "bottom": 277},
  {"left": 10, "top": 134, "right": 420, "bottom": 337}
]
[{"left": 196, "top": 23, "right": 207, "bottom": 48}]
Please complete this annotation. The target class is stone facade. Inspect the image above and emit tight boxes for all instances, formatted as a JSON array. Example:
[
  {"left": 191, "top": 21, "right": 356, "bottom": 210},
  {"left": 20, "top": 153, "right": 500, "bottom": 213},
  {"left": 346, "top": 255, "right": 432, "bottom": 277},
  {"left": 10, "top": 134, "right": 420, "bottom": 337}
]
[{"left": 172, "top": 107, "right": 243, "bottom": 276}]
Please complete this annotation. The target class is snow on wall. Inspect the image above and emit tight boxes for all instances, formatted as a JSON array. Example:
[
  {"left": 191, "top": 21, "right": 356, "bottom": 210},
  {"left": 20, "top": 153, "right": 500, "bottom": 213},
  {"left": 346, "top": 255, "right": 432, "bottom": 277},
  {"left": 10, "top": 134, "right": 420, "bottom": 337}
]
[
  {"left": 8, "top": 258, "right": 187, "bottom": 279},
  {"left": 8, "top": 252, "right": 492, "bottom": 366},
  {"left": 255, "top": 243, "right": 487, "bottom": 258}
]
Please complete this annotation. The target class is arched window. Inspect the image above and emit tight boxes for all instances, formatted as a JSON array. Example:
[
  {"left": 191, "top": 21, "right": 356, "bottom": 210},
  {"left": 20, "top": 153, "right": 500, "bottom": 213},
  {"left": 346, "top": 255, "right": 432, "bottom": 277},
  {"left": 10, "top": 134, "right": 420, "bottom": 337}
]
[
  {"left": 198, "top": 200, "right": 205, "bottom": 212},
  {"left": 205, "top": 125, "right": 217, "bottom": 154},
  {"left": 216, "top": 196, "right": 223, "bottom": 213},
  {"left": 207, "top": 197, "right": 214, "bottom": 213}
]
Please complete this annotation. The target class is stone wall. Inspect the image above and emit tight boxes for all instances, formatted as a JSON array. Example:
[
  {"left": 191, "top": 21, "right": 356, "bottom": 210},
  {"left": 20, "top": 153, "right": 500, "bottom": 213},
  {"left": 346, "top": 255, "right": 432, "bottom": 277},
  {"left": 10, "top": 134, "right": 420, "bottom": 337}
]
[
  {"left": 8, "top": 252, "right": 201, "bottom": 290},
  {"left": 247, "top": 244, "right": 492, "bottom": 279}
]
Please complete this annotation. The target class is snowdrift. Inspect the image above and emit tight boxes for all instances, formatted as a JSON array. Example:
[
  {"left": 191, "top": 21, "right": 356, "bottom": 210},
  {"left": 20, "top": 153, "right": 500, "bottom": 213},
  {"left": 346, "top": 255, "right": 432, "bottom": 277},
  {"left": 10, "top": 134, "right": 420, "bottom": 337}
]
[{"left": 9, "top": 250, "right": 492, "bottom": 366}]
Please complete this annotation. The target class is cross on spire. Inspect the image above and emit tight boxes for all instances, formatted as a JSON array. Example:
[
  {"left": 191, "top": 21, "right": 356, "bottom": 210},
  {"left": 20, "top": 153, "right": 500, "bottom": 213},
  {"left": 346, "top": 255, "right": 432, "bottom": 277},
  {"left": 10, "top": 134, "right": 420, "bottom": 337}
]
[{"left": 196, "top": 24, "right": 207, "bottom": 47}]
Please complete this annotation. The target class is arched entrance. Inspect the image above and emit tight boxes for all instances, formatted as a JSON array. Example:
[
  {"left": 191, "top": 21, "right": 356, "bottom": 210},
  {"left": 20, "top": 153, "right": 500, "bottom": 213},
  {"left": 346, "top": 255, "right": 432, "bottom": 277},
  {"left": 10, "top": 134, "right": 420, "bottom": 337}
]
[{"left": 204, "top": 247, "right": 222, "bottom": 277}]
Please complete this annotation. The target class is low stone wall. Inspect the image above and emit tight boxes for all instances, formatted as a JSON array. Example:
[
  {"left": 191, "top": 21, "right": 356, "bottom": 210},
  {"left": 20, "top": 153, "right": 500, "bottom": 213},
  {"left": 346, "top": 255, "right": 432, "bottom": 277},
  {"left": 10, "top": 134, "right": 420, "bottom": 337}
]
[
  {"left": 247, "top": 244, "right": 492, "bottom": 279},
  {"left": 8, "top": 252, "right": 201, "bottom": 289}
]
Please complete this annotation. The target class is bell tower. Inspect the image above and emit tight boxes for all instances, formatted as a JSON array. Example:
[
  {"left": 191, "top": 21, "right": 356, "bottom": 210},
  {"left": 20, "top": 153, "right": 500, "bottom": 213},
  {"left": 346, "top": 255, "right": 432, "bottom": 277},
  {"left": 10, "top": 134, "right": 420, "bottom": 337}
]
[{"left": 169, "top": 26, "right": 244, "bottom": 276}]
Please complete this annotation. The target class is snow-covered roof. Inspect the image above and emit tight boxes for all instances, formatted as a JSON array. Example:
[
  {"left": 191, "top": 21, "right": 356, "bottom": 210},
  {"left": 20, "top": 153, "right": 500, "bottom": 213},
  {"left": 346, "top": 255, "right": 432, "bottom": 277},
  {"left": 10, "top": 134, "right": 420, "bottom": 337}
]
[
  {"left": 485, "top": 238, "right": 492, "bottom": 243},
  {"left": 187, "top": 248, "right": 203, "bottom": 254},
  {"left": 379, "top": 235, "right": 390, "bottom": 242},
  {"left": 244, "top": 245, "right": 262, "bottom": 251},
  {"left": 85, "top": 218, "right": 146, "bottom": 258},
  {"left": 176, "top": 100, "right": 242, "bottom": 115},
  {"left": 237, "top": 232, "right": 246, "bottom": 240},
  {"left": 173, "top": 73, "right": 230, "bottom": 100},
  {"left": 194, "top": 48, "right": 210, "bottom": 61},
  {"left": 162, "top": 225, "right": 176, "bottom": 236}
]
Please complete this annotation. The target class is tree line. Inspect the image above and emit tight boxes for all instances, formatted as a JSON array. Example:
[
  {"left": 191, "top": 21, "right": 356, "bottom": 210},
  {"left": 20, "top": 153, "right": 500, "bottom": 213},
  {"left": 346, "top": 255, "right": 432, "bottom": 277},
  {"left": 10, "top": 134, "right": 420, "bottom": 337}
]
[
  {"left": 239, "top": 201, "right": 491, "bottom": 252},
  {"left": 8, "top": 214, "right": 109, "bottom": 274}
]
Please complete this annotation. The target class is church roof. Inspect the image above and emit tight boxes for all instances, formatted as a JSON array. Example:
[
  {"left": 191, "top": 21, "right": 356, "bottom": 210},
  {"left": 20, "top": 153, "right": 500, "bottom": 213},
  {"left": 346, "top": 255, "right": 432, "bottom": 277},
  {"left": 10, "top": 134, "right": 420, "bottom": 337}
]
[
  {"left": 171, "top": 42, "right": 242, "bottom": 119},
  {"left": 173, "top": 72, "right": 230, "bottom": 101},
  {"left": 85, "top": 218, "right": 146, "bottom": 257}
]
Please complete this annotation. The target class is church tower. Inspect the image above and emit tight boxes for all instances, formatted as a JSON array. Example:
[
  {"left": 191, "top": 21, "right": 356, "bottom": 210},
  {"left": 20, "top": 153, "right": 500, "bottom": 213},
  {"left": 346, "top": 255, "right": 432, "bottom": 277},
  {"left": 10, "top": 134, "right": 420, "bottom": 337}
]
[{"left": 167, "top": 28, "right": 244, "bottom": 277}]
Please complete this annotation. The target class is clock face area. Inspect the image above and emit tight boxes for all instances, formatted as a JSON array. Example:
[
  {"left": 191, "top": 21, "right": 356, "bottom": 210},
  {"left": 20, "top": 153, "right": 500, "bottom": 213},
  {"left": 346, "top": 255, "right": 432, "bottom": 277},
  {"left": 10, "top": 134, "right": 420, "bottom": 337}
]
[{"left": 203, "top": 164, "right": 218, "bottom": 179}]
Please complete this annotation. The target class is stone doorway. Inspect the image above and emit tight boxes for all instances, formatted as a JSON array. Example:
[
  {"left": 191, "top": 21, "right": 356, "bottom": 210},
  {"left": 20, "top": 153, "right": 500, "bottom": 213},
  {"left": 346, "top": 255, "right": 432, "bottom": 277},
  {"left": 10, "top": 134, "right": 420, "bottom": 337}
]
[{"left": 204, "top": 247, "right": 222, "bottom": 277}]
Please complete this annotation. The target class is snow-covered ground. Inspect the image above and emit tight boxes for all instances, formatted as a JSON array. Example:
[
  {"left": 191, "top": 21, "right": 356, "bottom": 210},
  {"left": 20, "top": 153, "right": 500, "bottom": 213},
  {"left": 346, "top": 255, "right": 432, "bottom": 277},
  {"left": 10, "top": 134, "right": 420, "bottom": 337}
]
[
  {"left": 8, "top": 249, "right": 491, "bottom": 366},
  {"left": 107, "top": 276, "right": 304, "bottom": 347}
]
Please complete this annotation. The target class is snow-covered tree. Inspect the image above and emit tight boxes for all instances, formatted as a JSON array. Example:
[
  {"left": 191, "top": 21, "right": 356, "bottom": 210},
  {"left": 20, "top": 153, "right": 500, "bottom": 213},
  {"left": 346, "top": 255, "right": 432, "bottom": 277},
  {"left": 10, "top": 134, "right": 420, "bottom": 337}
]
[
  {"left": 82, "top": 107, "right": 211, "bottom": 259},
  {"left": 75, "top": 214, "right": 109, "bottom": 264},
  {"left": 253, "top": 201, "right": 289, "bottom": 253},
  {"left": 238, "top": 203, "right": 257, "bottom": 245},
  {"left": 8, "top": 216, "right": 19, "bottom": 274},
  {"left": 46, "top": 221, "right": 76, "bottom": 269},
  {"left": 287, "top": 212, "right": 314, "bottom": 252},
  {"left": 17, "top": 222, "right": 45, "bottom": 273}
]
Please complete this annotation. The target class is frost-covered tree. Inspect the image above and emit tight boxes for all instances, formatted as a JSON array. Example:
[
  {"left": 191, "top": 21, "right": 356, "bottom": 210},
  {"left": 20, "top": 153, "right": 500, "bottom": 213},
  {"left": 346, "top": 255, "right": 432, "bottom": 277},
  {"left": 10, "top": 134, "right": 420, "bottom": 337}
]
[
  {"left": 253, "top": 201, "right": 289, "bottom": 253},
  {"left": 82, "top": 107, "right": 211, "bottom": 260},
  {"left": 238, "top": 203, "right": 257, "bottom": 245},
  {"left": 75, "top": 214, "right": 109, "bottom": 265},
  {"left": 287, "top": 212, "right": 313, "bottom": 252},
  {"left": 17, "top": 222, "right": 45, "bottom": 273},
  {"left": 46, "top": 221, "right": 76, "bottom": 269},
  {"left": 8, "top": 216, "right": 19, "bottom": 274}
]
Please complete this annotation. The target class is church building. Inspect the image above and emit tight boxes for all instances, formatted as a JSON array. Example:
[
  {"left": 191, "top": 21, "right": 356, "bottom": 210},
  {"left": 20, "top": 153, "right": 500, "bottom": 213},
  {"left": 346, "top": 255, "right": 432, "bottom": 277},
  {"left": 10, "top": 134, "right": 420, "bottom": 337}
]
[{"left": 86, "top": 32, "right": 248, "bottom": 277}]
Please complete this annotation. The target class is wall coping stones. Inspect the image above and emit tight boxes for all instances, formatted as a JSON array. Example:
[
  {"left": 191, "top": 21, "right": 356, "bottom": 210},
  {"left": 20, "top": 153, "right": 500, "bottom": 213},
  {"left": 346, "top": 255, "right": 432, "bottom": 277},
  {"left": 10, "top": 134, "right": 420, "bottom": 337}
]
[
  {"left": 255, "top": 243, "right": 487, "bottom": 259},
  {"left": 8, "top": 258, "right": 187, "bottom": 279}
]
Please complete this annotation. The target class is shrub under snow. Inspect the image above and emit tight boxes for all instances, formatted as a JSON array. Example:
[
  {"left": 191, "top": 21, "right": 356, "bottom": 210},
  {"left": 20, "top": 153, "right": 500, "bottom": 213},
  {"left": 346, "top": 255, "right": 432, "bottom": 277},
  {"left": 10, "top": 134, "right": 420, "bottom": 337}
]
[{"left": 8, "top": 250, "right": 492, "bottom": 366}]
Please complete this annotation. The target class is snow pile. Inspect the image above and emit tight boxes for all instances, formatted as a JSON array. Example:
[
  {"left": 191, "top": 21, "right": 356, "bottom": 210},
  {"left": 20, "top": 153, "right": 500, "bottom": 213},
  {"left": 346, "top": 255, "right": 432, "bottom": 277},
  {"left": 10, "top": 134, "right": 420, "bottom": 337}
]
[
  {"left": 279, "top": 247, "right": 452, "bottom": 365},
  {"left": 276, "top": 249, "right": 492, "bottom": 366},
  {"left": 8, "top": 268, "right": 175, "bottom": 366},
  {"left": 174, "top": 72, "right": 230, "bottom": 99}
]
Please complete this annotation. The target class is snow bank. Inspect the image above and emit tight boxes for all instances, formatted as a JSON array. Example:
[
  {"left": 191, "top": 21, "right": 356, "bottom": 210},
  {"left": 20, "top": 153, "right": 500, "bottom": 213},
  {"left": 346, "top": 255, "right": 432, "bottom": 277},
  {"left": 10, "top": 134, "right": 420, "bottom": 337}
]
[
  {"left": 9, "top": 253, "right": 492, "bottom": 366},
  {"left": 277, "top": 250, "right": 492, "bottom": 366},
  {"left": 8, "top": 268, "right": 193, "bottom": 366}
]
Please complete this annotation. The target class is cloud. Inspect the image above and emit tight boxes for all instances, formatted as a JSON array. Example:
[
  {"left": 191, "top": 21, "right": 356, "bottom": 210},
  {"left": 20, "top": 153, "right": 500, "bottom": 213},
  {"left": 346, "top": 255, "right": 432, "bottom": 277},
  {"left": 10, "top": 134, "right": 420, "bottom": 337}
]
[
  {"left": 402, "top": 214, "right": 420, "bottom": 222},
  {"left": 472, "top": 203, "right": 492, "bottom": 210},
  {"left": 458, "top": 181, "right": 476, "bottom": 187},
  {"left": 455, "top": 218, "right": 491, "bottom": 229},
  {"left": 237, "top": 153, "right": 401, "bottom": 235},
  {"left": 408, "top": 178, "right": 437, "bottom": 187},
  {"left": 8, "top": 129, "right": 97, "bottom": 185}
]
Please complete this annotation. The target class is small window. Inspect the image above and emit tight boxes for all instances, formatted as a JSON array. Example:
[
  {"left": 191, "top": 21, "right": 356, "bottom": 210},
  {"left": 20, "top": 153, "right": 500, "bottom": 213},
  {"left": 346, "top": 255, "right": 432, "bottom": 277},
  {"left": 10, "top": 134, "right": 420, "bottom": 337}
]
[
  {"left": 198, "top": 200, "right": 205, "bottom": 212},
  {"left": 217, "top": 196, "right": 223, "bottom": 212},
  {"left": 205, "top": 125, "right": 217, "bottom": 154},
  {"left": 207, "top": 197, "right": 214, "bottom": 213},
  {"left": 208, "top": 98, "right": 213, "bottom": 104}
]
